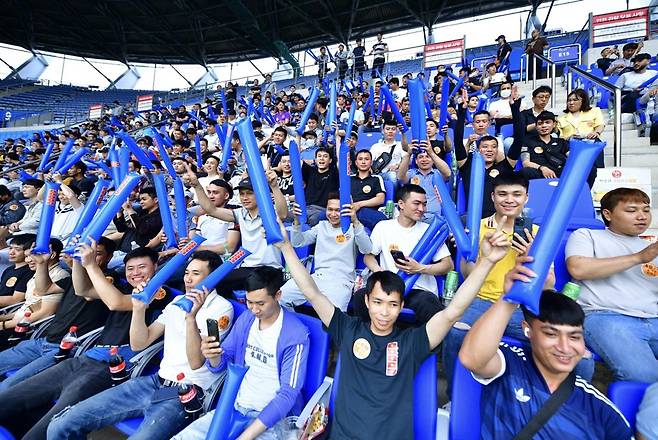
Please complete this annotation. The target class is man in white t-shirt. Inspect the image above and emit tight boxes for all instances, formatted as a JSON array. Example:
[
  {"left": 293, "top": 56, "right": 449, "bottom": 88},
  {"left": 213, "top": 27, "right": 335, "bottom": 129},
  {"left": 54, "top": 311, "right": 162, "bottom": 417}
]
[
  {"left": 47, "top": 251, "right": 234, "bottom": 439},
  {"left": 566, "top": 187, "right": 658, "bottom": 383},
  {"left": 192, "top": 179, "right": 236, "bottom": 256},
  {"left": 369, "top": 119, "right": 407, "bottom": 183},
  {"left": 356, "top": 184, "right": 454, "bottom": 323}
]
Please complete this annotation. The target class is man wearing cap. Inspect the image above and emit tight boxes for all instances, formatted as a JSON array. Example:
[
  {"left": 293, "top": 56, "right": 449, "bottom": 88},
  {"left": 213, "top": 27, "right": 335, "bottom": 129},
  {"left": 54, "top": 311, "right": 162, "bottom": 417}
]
[
  {"left": 616, "top": 53, "right": 656, "bottom": 114},
  {"left": 494, "top": 35, "right": 512, "bottom": 69},
  {"left": 184, "top": 165, "right": 288, "bottom": 297}
]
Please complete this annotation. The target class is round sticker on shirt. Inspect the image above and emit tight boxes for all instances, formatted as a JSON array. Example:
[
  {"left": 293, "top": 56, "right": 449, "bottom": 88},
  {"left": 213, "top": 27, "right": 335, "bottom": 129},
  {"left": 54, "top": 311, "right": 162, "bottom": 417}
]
[
  {"left": 488, "top": 169, "right": 500, "bottom": 178},
  {"left": 641, "top": 263, "right": 658, "bottom": 277},
  {"left": 9, "top": 204, "right": 18, "bottom": 211},
  {"left": 410, "top": 176, "right": 421, "bottom": 185},
  {"left": 433, "top": 146, "right": 441, "bottom": 155},
  {"left": 154, "top": 287, "right": 167, "bottom": 300},
  {"left": 218, "top": 315, "right": 230, "bottom": 330},
  {"left": 5, "top": 276, "right": 16, "bottom": 287},
  {"left": 335, "top": 234, "right": 346, "bottom": 244},
  {"left": 362, "top": 185, "right": 371, "bottom": 194},
  {"left": 534, "top": 146, "right": 544, "bottom": 154},
  {"left": 353, "top": 338, "right": 371, "bottom": 360}
]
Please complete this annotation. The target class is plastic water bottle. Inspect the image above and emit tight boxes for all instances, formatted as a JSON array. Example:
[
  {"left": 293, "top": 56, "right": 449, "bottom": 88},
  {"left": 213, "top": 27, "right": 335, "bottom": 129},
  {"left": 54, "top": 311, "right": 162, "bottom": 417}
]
[
  {"left": 54, "top": 325, "right": 78, "bottom": 362},
  {"left": 8, "top": 311, "right": 32, "bottom": 346},
  {"left": 108, "top": 346, "right": 129, "bottom": 386},
  {"left": 177, "top": 373, "right": 204, "bottom": 420}
]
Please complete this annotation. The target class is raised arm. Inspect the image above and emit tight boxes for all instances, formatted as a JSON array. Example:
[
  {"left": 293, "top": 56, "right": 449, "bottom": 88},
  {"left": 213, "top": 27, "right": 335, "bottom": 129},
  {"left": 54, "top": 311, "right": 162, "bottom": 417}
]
[
  {"left": 184, "top": 163, "right": 234, "bottom": 222},
  {"left": 78, "top": 240, "right": 132, "bottom": 311},
  {"left": 129, "top": 294, "right": 165, "bottom": 351}
]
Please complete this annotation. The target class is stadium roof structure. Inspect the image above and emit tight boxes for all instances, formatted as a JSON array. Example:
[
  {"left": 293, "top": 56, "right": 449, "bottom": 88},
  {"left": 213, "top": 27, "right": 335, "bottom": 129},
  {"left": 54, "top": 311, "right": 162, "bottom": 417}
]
[{"left": 0, "top": 0, "right": 536, "bottom": 65}]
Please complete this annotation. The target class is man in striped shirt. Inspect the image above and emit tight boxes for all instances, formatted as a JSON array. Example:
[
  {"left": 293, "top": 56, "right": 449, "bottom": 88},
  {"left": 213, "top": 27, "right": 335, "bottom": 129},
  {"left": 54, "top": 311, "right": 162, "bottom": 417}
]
[{"left": 370, "top": 33, "right": 388, "bottom": 78}]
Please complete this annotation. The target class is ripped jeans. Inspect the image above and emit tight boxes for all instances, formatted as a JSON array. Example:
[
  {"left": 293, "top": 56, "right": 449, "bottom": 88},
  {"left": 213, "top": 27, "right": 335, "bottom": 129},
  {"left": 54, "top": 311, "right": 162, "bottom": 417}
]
[{"left": 47, "top": 374, "right": 190, "bottom": 440}]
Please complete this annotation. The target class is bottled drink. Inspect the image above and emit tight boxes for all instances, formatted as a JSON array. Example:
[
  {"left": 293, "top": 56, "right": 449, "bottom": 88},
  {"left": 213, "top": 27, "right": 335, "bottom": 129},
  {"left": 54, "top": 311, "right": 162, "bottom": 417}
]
[
  {"left": 385, "top": 200, "right": 395, "bottom": 219},
  {"left": 443, "top": 271, "right": 459, "bottom": 306},
  {"left": 7, "top": 311, "right": 32, "bottom": 346},
  {"left": 562, "top": 282, "right": 581, "bottom": 301},
  {"left": 177, "top": 373, "right": 204, "bottom": 420},
  {"left": 108, "top": 346, "right": 129, "bottom": 385},
  {"left": 54, "top": 326, "right": 78, "bottom": 362}
]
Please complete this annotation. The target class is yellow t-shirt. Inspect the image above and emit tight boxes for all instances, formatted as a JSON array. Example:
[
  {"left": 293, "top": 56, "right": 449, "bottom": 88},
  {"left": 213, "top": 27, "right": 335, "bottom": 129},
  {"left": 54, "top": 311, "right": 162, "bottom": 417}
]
[{"left": 476, "top": 216, "right": 540, "bottom": 302}]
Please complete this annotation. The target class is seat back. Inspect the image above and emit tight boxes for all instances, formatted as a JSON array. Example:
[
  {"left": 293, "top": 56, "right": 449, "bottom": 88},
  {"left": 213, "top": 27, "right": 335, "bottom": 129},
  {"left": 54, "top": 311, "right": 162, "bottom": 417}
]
[
  {"left": 293, "top": 313, "right": 330, "bottom": 403},
  {"left": 607, "top": 381, "right": 650, "bottom": 432},
  {"left": 499, "top": 123, "right": 514, "bottom": 139},
  {"left": 527, "top": 179, "right": 596, "bottom": 221},
  {"left": 449, "top": 357, "right": 482, "bottom": 440},
  {"left": 357, "top": 131, "right": 382, "bottom": 150}
]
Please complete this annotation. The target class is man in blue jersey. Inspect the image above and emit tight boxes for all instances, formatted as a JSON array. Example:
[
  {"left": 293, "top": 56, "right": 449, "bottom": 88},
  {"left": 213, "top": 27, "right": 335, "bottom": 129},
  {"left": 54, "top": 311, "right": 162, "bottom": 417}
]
[{"left": 459, "top": 257, "right": 632, "bottom": 439}]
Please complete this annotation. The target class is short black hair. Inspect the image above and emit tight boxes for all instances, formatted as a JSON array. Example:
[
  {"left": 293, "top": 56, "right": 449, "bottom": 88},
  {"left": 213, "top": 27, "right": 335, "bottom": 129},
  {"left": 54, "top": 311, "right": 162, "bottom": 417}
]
[
  {"left": 9, "top": 233, "right": 36, "bottom": 250},
  {"left": 244, "top": 266, "right": 284, "bottom": 297},
  {"left": 355, "top": 149, "right": 372, "bottom": 159},
  {"left": 532, "top": 85, "right": 552, "bottom": 97},
  {"left": 365, "top": 270, "right": 405, "bottom": 302},
  {"left": 0, "top": 185, "right": 12, "bottom": 198},
  {"left": 97, "top": 236, "right": 116, "bottom": 255},
  {"left": 315, "top": 147, "right": 332, "bottom": 158},
  {"left": 124, "top": 247, "right": 159, "bottom": 264},
  {"left": 23, "top": 178, "right": 44, "bottom": 189},
  {"left": 477, "top": 135, "right": 499, "bottom": 148},
  {"left": 49, "top": 238, "right": 64, "bottom": 259},
  {"left": 273, "top": 126, "right": 288, "bottom": 139},
  {"left": 492, "top": 171, "right": 529, "bottom": 191},
  {"left": 473, "top": 110, "right": 490, "bottom": 120},
  {"left": 326, "top": 191, "right": 340, "bottom": 202},
  {"left": 396, "top": 184, "right": 426, "bottom": 202},
  {"left": 191, "top": 250, "right": 222, "bottom": 273},
  {"left": 139, "top": 186, "right": 158, "bottom": 199},
  {"left": 521, "top": 290, "right": 585, "bottom": 327},
  {"left": 382, "top": 119, "right": 398, "bottom": 128}
]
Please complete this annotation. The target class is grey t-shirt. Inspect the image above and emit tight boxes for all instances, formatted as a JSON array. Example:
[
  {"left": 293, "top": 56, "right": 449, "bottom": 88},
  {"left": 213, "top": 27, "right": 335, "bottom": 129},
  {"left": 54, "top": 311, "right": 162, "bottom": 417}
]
[{"left": 565, "top": 228, "right": 658, "bottom": 318}]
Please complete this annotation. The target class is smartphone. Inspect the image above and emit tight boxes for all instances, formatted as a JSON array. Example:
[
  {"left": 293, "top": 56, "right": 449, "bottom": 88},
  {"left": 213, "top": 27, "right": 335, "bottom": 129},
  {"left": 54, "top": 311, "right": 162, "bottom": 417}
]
[
  {"left": 390, "top": 250, "right": 408, "bottom": 264},
  {"left": 206, "top": 319, "right": 220, "bottom": 342},
  {"left": 513, "top": 216, "right": 533, "bottom": 246}
]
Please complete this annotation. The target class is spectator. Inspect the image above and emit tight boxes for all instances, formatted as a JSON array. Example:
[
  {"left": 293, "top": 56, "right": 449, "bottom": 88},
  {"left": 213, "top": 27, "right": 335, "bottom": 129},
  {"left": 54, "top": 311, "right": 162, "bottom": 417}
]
[
  {"left": 606, "top": 41, "right": 642, "bottom": 76},
  {"left": 272, "top": 100, "right": 291, "bottom": 126},
  {"left": 0, "top": 237, "right": 113, "bottom": 390},
  {"left": 357, "top": 184, "right": 454, "bottom": 322},
  {"left": 520, "top": 111, "right": 571, "bottom": 178},
  {"left": 262, "top": 72, "right": 277, "bottom": 95},
  {"left": 192, "top": 179, "right": 239, "bottom": 256},
  {"left": 49, "top": 177, "right": 83, "bottom": 241},
  {"left": 197, "top": 155, "right": 222, "bottom": 194},
  {"left": 258, "top": 126, "right": 288, "bottom": 168},
  {"left": 0, "top": 246, "right": 172, "bottom": 439},
  {"left": 557, "top": 89, "right": 605, "bottom": 141},
  {"left": 302, "top": 147, "right": 339, "bottom": 226},
  {"left": 370, "top": 32, "right": 388, "bottom": 78},
  {"left": 47, "top": 251, "right": 233, "bottom": 440},
  {"left": 524, "top": 28, "right": 549, "bottom": 80},
  {"left": 616, "top": 53, "right": 655, "bottom": 113},
  {"left": 350, "top": 149, "right": 387, "bottom": 229},
  {"left": 172, "top": 267, "right": 310, "bottom": 440},
  {"left": 369, "top": 119, "right": 406, "bottom": 182},
  {"left": 388, "top": 77, "right": 407, "bottom": 102},
  {"left": 317, "top": 46, "right": 330, "bottom": 81},
  {"left": 335, "top": 43, "right": 349, "bottom": 81},
  {"left": 203, "top": 122, "right": 220, "bottom": 152},
  {"left": 0, "top": 234, "right": 35, "bottom": 308},
  {"left": 459, "top": 273, "right": 633, "bottom": 440},
  {"left": 519, "top": 85, "right": 552, "bottom": 134},
  {"left": 8, "top": 178, "right": 44, "bottom": 236},
  {"left": 494, "top": 34, "right": 512, "bottom": 70},
  {"left": 482, "top": 62, "right": 506, "bottom": 90},
  {"left": 351, "top": 38, "right": 367, "bottom": 77},
  {"left": 489, "top": 81, "right": 522, "bottom": 131},
  {"left": 110, "top": 186, "right": 163, "bottom": 252},
  {"left": 0, "top": 184, "right": 25, "bottom": 226},
  {"left": 566, "top": 188, "right": 658, "bottom": 382},
  {"left": 636, "top": 382, "right": 658, "bottom": 440},
  {"left": 281, "top": 194, "right": 372, "bottom": 311},
  {"left": 278, "top": 213, "right": 509, "bottom": 439},
  {"left": 596, "top": 47, "right": 619, "bottom": 73}
]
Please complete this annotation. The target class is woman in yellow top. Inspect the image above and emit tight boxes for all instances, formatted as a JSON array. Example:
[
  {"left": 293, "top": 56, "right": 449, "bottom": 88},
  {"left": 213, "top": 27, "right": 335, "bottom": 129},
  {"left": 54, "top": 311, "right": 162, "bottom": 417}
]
[{"left": 556, "top": 88, "right": 606, "bottom": 140}]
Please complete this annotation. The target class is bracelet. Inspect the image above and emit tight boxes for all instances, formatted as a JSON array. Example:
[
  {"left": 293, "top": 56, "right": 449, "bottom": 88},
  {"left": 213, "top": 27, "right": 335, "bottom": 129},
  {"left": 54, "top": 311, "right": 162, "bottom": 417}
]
[{"left": 538, "top": 165, "right": 543, "bottom": 172}]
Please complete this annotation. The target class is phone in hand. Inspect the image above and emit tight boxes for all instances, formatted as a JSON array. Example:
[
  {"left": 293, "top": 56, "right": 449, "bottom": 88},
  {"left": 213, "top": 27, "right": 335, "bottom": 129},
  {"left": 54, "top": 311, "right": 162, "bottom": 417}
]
[
  {"left": 513, "top": 216, "right": 533, "bottom": 246},
  {"left": 390, "top": 250, "right": 408, "bottom": 264},
  {"left": 206, "top": 319, "right": 220, "bottom": 342}
]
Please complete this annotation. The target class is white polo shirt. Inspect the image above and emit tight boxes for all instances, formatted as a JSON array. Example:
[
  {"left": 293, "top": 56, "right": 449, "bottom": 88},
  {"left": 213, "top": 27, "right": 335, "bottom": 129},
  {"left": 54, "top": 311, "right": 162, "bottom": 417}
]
[{"left": 232, "top": 208, "right": 283, "bottom": 268}]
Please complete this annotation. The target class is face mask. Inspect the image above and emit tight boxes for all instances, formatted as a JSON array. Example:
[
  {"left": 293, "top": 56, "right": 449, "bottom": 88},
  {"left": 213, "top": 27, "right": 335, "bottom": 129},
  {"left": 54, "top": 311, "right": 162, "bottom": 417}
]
[
  {"left": 500, "top": 89, "right": 512, "bottom": 98},
  {"left": 303, "top": 139, "right": 316, "bottom": 148}
]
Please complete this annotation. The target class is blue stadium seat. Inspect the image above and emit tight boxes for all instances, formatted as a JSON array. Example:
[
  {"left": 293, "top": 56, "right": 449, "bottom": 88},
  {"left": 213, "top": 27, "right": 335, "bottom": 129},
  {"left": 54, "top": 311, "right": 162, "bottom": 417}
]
[
  {"left": 329, "top": 354, "right": 438, "bottom": 440},
  {"left": 607, "top": 381, "right": 650, "bottom": 433},
  {"left": 499, "top": 123, "right": 514, "bottom": 139},
  {"left": 357, "top": 131, "right": 382, "bottom": 150},
  {"left": 384, "top": 179, "right": 395, "bottom": 202},
  {"left": 526, "top": 179, "right": 601, "bottom": 227}
]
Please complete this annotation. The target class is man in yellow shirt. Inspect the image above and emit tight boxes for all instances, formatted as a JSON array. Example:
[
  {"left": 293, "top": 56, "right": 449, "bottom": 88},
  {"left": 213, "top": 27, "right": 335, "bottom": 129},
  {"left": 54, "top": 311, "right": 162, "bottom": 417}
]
[{"left": 442, "top": 172, "right": 556, "bottom": 396}]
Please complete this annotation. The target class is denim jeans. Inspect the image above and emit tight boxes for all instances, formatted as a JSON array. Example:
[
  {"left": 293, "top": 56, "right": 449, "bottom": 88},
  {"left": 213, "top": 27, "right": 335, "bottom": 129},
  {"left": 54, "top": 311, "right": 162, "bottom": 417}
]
[
  {"left": 0, "top": 338, "right": 59, "bottom": 391},
  {"left": 47, "top": 374, "right": 190, "bottom": 440},
  {"left": 172, "top": 405, "right": 288, "bottom": 440},
  {"left": 441, "top": 298, "right": 595, "bottom": 397},
  {"left": 584, "top": 312, "right": 658, "bottom": 382}
]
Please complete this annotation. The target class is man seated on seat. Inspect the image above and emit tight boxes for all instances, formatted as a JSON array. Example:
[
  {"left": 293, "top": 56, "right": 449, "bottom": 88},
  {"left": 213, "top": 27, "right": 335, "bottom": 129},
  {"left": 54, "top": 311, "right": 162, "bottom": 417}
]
[
  {"left": 280, "top": 193, "right": 372, "bottom": 312},
  {"left": 172, "top": 267, "right": 310, "bottom": 440},
  {"left": 616, "top": 53, "right": 655, "bottom": 114},
  {"left": 454, "top": 88, "right": 524, "bottom": 218},
  {"left": 459, "top": 262, "right": 632, "bottom": 440},
  {"left": 110, "top": 186, "right": 163, "bottom": 252},
  {"left": 350, "top": 149, "right": 388, "bottom": 230},
  {"left": 519, "top": 86, "right": 552, "bottom": 135},
  {"left": 190, "top": 179, "right": 240, "bottom": 257},
  {"left": 7, "top": 178, "right": 43, "bottom": 236},
  {"left": 184, "top": 165, "right": 288, "bottom": 298},
  {"left": 0, "top": 239, "right": 70, "bottom": 350},
  {"left": 356, "top": 184, "right": 454, "bottom": 323},
  {"left": 398, "top": 139, "right": 451, "bottom": 219},
  {"left": 0, "top": 245, "right": 172, "bottom": 439},
  {"left": 566, "top": 188, "right": 658, "bottom": 382},
  {"left": 302, "top": 147, "right": 339, "bottom": 226},
  {"left": 0, "top": 184, "right": 26, "bottom": 227},
  {"left": 0, "top": 234, "right": 35, "bottom": 308},
  {"left": 47, "top": 251, "right": 234, "bottom": 440},
  {"left": 0, "top": 237, "right": 114, "bottom": 391},
  {"left": 369, "top": 119, "right": 406, "bottom": 182},
  {"left": 278, "top": 211, "right": 509, "bottom": 439}
]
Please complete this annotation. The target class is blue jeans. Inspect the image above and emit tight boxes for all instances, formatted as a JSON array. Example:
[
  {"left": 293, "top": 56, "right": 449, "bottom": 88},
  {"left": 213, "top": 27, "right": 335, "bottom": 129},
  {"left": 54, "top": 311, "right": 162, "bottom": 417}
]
[
  {"left": 0, "top": 338, "right": 59, "bottom": 391},
  {"left": 47, "top": 374, "right": 189, "bottom": 440},
  {"left": 356, "top": 207, "right": 387, "bottom": 230},
  {"left": 584, "top": 312, "right": 658, "bottom": 382},
  {"left": 442, "top": 298, "right": 595, "bottom": 397}
]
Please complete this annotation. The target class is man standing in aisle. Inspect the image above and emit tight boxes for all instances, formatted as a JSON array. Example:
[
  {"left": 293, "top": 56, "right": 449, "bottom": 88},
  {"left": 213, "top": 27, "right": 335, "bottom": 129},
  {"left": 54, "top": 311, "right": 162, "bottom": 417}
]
[{"left": 370, "top": 33, "right": 388, "bottom": 78}]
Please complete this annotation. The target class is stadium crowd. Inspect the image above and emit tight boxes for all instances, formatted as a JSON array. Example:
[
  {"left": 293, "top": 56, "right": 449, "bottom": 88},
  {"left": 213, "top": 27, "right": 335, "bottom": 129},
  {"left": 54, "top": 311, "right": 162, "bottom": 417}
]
[{"left": 0, "top": 32, "right": 655, "bottom": 440}]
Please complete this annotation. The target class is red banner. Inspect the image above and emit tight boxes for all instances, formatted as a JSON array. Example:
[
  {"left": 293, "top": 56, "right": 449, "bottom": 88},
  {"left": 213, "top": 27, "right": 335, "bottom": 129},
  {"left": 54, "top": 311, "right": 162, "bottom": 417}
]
[
  {"left": 423, "top": 38, "right": 464, "bottom": 69},
  {"left": 592, "top": 7, "right": 648, "bottom": 45}
]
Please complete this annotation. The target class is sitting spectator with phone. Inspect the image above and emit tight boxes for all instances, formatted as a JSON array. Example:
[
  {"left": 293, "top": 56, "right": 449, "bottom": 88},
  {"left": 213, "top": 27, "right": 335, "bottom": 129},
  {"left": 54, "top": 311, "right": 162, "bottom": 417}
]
[
  {"left": 566, "top": 188, "right": 658, "bottom": 383},
  {"left": 172, "top": 267, "right": 310, "bottom": 440},
  {"left": 47, "top": 251, "right": 233, "bottom": 440},
  {"left": 459, "top": 261, "right": 632, "bottom": 440}
]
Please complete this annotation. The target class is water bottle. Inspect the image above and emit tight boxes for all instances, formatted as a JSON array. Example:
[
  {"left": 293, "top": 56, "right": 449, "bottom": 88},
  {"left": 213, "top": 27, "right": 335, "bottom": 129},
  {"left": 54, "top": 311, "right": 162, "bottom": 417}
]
[
  {"left": 177, "top": 373, "right": 204, "bottom": 420},
  {"left": 54, "top": 325, "right": 78, "bottom": 362},
  {"left": 7, "top": 311, "right": 32, "bottom": 346},
  {"left": 108, "top": 346, "right": 129, "bottom": 386}
]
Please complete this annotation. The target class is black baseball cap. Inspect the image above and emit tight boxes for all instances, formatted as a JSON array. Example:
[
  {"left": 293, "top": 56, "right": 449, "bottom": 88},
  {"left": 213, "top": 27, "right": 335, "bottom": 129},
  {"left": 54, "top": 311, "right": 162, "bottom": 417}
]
[
  {"left": 536, "top": 111, "right": 557, "bottom": 122},
  {"left": 234, "top": 177, "right": 254, "bottom": 191},
  {"left": 496, "top": 35, "right": 506, "bottom": 41}
]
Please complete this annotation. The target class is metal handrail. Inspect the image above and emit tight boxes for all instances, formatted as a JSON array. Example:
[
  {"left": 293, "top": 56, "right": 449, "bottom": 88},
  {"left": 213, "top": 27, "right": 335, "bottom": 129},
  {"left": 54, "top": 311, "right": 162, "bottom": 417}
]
[
  {"left": 523, "top": 53, "right": 557, "bottom": 108},
  {"left": 566, "top": 65, "right": 622, "bottom": 166}
]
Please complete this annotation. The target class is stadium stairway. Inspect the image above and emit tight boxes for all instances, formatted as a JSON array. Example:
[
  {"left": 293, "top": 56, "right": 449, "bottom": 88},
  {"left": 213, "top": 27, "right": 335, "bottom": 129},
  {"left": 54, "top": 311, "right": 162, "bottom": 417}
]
[{"left": 515, "top": 78, "right": 658, "bottom": 237}]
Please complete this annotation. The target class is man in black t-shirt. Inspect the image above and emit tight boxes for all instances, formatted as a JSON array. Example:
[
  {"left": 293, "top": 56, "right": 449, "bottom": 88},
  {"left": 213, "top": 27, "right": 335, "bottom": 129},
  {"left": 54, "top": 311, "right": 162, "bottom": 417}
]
[
  {"left": 0, "top": 246, "right": 171, "bottom": 439},
  {"left": 302, "top": 147, "right": 339, "bottom": 226},
  {"left": 351, "top": 38, "right": 366, "bottom": 75},
  {"left": 0, "top": 234, "right": 35, "bottom": 308},
  {"left": 276, "top": 223, "right": 509, "bottom": 440},
  {"left": 0, "top": 237, "right": 115, "bottom": 391}
]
